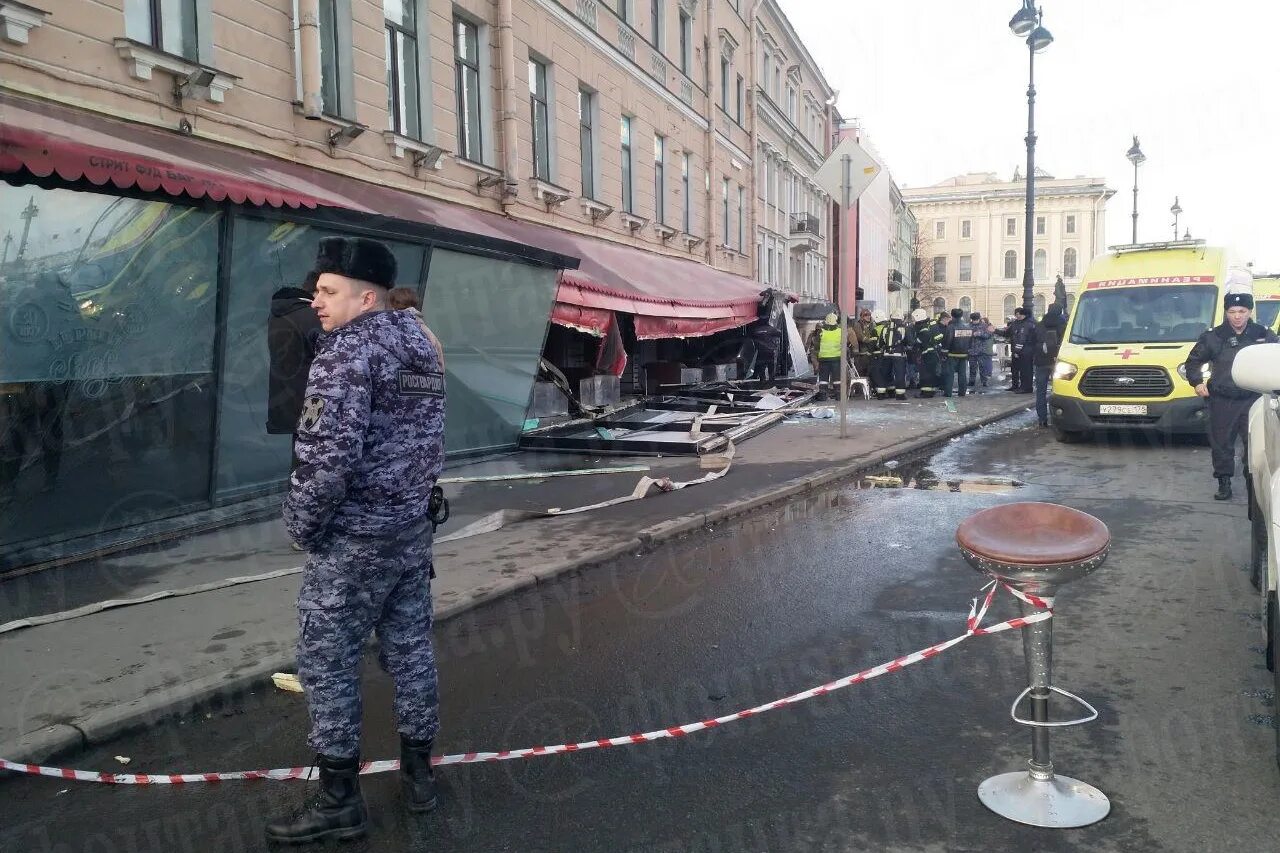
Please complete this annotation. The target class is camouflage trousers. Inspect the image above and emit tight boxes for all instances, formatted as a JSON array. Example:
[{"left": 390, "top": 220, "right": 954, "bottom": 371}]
[{"left": 296, "top": 517, "right": 440, "bottom": 758}]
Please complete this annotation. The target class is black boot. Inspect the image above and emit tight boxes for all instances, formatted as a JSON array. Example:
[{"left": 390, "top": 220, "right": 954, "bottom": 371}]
[
  {"left": 1214, "top": 477, "right": 1232, "bottom": 501},
  {"left": 400, "top": 736, "right": 439, "bottom": 813},
  {"left": 265, "top": 755, "right": 368, "bottom": 845}
]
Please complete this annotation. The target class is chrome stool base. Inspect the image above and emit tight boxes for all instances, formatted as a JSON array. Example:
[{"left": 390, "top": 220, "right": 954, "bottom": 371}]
[{"left": 978, "top": 770, "right": 1110, "bottom": 828}]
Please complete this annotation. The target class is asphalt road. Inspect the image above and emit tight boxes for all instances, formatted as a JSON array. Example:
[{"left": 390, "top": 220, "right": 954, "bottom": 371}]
[{"left": 4, "top": 413, "right": 1277, "bottom": 852}]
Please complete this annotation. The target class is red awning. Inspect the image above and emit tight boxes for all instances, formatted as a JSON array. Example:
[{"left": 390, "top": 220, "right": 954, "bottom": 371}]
[{"left": 0, "top": 94, "right": 334, "bottom": 209}]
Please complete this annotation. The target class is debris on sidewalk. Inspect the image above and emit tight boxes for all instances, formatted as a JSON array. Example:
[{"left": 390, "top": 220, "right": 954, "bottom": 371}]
[
  {"left": 114, "top": 756, "right": 131, "bottom": 765},
  {"left": 272, "top": 673, "right": 304, "bottom": 694},
  {"left": 438, "top": 465, "right": 650, "bottom": 484}
]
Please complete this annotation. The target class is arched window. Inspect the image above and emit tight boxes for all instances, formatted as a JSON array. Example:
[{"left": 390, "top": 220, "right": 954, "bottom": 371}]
[
  {"left": 1066, "top": 293, "right": 1076, "bottom": 313},
  {"left": 1003, "top": 250, "right": 1018, "bottom": 280},
  {"left": 1033, "top": 248, "right": 1048, "bottom": 281},
  {"left": 1063, "top": 248, "right": 1078, "bottom": 279},
  {"left": 959, "top": 296, "right": 973, "bottom": 314},
  {"left": 932, "top": 296, "right": 946, "bottom": 312},
  {"left": 1033, "top": 293, "right": 1046, "bottom": 317},
  {"left": 1003, "top": 294, "right": 1017, "bottom": 318}
]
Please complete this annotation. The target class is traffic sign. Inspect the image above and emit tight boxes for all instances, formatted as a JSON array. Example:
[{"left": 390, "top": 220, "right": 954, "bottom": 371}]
[{"left": 813, "top": 137, "right": 882, "bottom": 208}]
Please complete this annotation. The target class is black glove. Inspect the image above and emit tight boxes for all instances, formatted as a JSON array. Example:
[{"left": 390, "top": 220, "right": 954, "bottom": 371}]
[{"left": 428, "top": 485, "right": 450, "bottom": 527}]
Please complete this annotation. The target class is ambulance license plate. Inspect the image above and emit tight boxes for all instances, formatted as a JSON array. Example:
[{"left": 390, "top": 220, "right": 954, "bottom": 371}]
[{"left": 1099, "top": 404, "right": 1148, "bottom": 415}]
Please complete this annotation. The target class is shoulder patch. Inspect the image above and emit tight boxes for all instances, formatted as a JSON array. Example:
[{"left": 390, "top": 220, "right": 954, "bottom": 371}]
[
  {"left": 299, "top": 395, "right": 326, "bottom": 431},
  {"left": 398, "top": 370, "right": 445, "bottom": 397}
]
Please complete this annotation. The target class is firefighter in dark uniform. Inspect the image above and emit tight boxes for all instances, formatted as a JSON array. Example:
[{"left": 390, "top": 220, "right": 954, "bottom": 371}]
[
  {"left": 878, "top": 311, "right": 910, "bottom": 401},
  {"left": 267, "top": 237, "right": 447, "bottom": 844},
  {"left": 912, "top": 308, "right": 945, "bottom": 398},
  {"left": 865, "top": 309, "right": 889, "bottom": 399},
  {"left": 1184, "top": 290, "right": 1278, "bottom": 501},
  {"left": 941, "top": 308, "right": 973, "bottom": 397}
]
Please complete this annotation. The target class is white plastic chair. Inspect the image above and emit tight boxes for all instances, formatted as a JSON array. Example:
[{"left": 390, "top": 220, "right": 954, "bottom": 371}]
[{"left": 847, "top": 360, "right": 871, "bottom": 400}]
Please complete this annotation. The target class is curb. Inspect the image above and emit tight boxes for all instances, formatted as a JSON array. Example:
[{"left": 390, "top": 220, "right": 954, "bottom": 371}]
[{"left": 0, "top": 400, "right": 1029, "bottom": 766}]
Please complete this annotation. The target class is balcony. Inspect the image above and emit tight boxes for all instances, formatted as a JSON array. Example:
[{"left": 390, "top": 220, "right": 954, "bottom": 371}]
[{"left": 789, "top": 213, "right": 821, "bottom": 254}]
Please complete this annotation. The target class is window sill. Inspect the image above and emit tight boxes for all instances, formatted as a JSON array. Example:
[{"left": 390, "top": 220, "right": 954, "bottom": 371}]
[
  {"left": 681, "top": 233, "right": 704, "bottom": 251},
  {"left": 580, "top": 197, "right": 614, "bottom": 222},
  {"left": 653, "top": 222, "right": 678, "bottom": 241},
  {"left": 455, "top": 157, "right": 504, "bottom": 179},
  {"left": 619, "top": 211, "right": 649, "bottom": 233},
  {"left": 530, "top": 177, "right": 573, "bottom": 206},
  {"left": 0, "top": 0, "right": 48, "bottom": 45},
  {"left": 113, "top": 38, "right": 238, "bottom": 103},
  {"left": 383, "top": 131, "right": 446, "bottom": 169}
]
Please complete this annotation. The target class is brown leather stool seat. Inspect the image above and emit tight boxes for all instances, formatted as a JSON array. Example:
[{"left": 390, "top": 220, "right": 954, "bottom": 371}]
[{"left": 956, "top": 502, "right": 1109, "bottom": 567}]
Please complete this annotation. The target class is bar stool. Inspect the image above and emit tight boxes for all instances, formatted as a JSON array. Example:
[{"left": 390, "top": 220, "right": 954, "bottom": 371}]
[{"left": 956, "top": 501, "right": 1111, "bottom": 829}]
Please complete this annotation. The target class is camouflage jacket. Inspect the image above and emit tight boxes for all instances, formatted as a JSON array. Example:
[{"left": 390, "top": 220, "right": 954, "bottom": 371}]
[{"left": 284, "top": 309, "right": 445, "bottom": 548}]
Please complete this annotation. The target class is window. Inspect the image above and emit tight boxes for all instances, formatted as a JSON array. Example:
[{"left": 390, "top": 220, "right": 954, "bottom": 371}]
[
  {"left": 528, "top": 58, "right": 551, "bottom": 181},
  {"left": 786, "top": 85, "right": 796, "bottom": 122},
  {"left": 454, "top": 17, "right": 483, "bottom": 162},
  {"left": 125, "top": 0, "right": 199, "bottom": 60},
  {"left": 1066, "top": 293, "right": 1075, "bottom": 313},
  {"left": 1063, "top": 247, "right": 1078, "bottom": 278},
  {"left": 720, "top": 55, "right": 730, "bottom": 111},
  {"left": 767, "top": 246, "right": 775, "bottom": 284},
  {"left": 620, "top": 116, "right": 633, "bottom": 212},
  {"left": 654, "top": 134, "right": 665, "bottom": 224},
  {"left": 1033, "top": 293, "right": 1046, "bottom": 317},
  {"left": 772, "top": 65, "right": 780, "bottom": 100},
  {"left": 961, "top": 219, "right": 971, "bottom": 239},
  {"left": 932, "top": 296, "right": 946, "bottom": 312},
  {"left": 1003, "top": 294, "right": 1017, "bottom": 317},
  {"left": 722, "top": 178, "right": 730, "bottom": 245},
  {"left": 934, "top": 220, "right": 945, "bottom": 240},
  {"left": 678, "top": 9, "right": 692, "bottom": 75},
  {"left": 737, "top": 184, "right": 744, "bottom": 250},
  {"left": 649, "top": 0, "right": 661, "bottom": 48},
  {"left": 681, "top": 152, "right": 691, "bottom": 233},
  {"left": 959, "top": 296, "right": 973, "bottom": 314},
  {"left": 579, "top": 88, "right": 595, "bottom": 198},
  {"left": 760, "top": 49, "right": 769, "bottom": 87},
  {"left": 617, "top": 0, "right": 629, "bottom": 22},
  {"left": 319, "top": 0, "right": 345, "bottom": 116},
  {"left": 959, "top": 255, "right": 972, "bottom": 283},
  {"left": 932, "top": 256, "right": 947, "bottom": 284},
  {"left": 385, "top": 0, "right": 421, "bottom": 138},
  {"left": 1033, "top": 248, "right": 1047, "bottom": 280},
  {"left": 1036, "top": 215, "right": 1046, "bottom": 236},
  {"left": 1005, "top": 217, "right": 1017, "bottom": 237},
  {"left": 1065, "top": 214, "right": 1076, "bottom": 235},
  {"left": 1003, "top": 250, "right": 1018, "bottom": 279},
  {"left": 735, "top": 74, "right": 744, "bottom": 123}
]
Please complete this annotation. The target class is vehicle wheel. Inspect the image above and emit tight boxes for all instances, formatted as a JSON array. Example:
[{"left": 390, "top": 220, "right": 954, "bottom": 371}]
[
  {"left": 1252, "top": 491, "right": 1268, "bottom": 592},
  {"left": 1053, "top": 426, "right": 1087, "bottom": 444}
]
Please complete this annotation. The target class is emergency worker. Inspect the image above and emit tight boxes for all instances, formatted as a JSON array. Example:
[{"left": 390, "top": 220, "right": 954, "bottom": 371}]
[
  {"left": 866, "top": 309, "right": 889, "bottom": 398},
  {"left": 806, "top": 312, "right": 848, "bottom": 401},
  {"left": 968, "top": 312, "right": 995, "bottom": 390},
  {"left": 912, "top": 308, "right": 944, "bottom": 398},
  {"left": 266, "top": 237, "right": 447, "bottom": 844},
  {"left": 878, "top": 311, "right": 910, "bottom": 401},
  {"left": 853, "top": 308, "right": 876, "bottom": 379},
  {"left": 1006, "top": 307, "right": 1034, "bottom": 393},
  {"left": 1184, "top": 289, "right": 1278, "bottom": 501},
  {"left": 942, "top": 308, "right": 973, "bottom": 397}
]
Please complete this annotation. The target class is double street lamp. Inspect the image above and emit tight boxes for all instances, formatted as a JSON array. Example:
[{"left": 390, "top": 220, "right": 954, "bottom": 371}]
[
  {"left": 1170, "top": 196, "right": 1183, "bottom": 241},
  {"left": 1009, "top": 1, "right": 1053, "bottom": 315},
  {"left": 1126, "top": 136, "right": 1145, "bottom": 244}
]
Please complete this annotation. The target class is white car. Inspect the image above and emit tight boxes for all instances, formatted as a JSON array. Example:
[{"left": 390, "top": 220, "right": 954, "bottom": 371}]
[{"left": 1234, "top": 343, "right": 1280, "bottom": 762}]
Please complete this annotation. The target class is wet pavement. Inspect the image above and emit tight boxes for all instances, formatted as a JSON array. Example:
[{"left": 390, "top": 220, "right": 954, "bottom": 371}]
[{"left": 3, "top": 413, "right": 1276, "bottom": 852}]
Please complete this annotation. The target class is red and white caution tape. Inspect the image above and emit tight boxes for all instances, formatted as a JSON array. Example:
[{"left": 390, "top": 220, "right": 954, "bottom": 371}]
[{"left": 0, "top": 582, "right": 1050, "bottom": 785}]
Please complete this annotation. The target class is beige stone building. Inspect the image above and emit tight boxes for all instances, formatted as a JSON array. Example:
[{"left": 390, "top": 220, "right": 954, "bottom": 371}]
[
  {"left": 752, "top": 0, "right": 836, "bottom": 300},
  {"left": 903, "top": 172, "right": 1114, "bottom": 321}
]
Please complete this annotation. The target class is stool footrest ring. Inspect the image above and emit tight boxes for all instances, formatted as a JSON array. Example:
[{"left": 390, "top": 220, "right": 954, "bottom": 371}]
[{"left": 1010, "top": 686, "right": 1099, "bottom": 728}]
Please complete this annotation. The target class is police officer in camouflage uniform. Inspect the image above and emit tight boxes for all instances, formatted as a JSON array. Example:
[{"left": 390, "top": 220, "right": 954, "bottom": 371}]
[{"left": 266, "top": 237, "right": 446, "bottom": 845}]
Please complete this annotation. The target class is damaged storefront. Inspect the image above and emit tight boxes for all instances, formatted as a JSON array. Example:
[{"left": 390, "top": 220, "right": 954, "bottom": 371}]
[{"left": 0, "top": 94, "right": 577, "bottom": 573}]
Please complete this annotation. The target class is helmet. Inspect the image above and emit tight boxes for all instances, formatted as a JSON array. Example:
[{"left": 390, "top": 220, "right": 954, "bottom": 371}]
[
  {"left": 824, "top": 312, "right": 838, "bottom": 325},
  {"left": 890, "top": 310, "right": 904, "bottom": 322},
  {"left": 910, "top": 308, "right": 928, "bottom": 323},
  {"left": 871, "top": 309, "right": 889, "bottom": 324}
]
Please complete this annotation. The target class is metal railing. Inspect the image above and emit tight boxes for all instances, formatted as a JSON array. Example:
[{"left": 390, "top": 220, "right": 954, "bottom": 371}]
[{"left": 790, "top": 213, "right": 820, "bottom": 236}]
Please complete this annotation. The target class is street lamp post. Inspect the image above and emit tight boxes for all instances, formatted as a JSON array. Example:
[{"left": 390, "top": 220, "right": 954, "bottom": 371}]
[
  {"left": 1170, "top": 197, "right": 1182, "bottom": 241},
  {"left": 1010, "top": 1, "right": 1053, "bottom": 316},
  {"left": 1126, "top": 136, "right": 1145, "bottom": 244}
]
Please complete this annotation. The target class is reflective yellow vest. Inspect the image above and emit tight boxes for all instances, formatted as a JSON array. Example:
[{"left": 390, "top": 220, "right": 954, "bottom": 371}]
[{"left": 817, "top": 326, "right": 843, "bottom": 359}]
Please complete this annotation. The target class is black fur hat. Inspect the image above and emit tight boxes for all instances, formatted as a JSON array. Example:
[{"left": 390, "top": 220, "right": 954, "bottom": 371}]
[
  {"left": 314, "top": 237, "right": 397, "bottom": 288},
  {"left": 1224, "top": 291, "right": 1254, "bottom": 310}
]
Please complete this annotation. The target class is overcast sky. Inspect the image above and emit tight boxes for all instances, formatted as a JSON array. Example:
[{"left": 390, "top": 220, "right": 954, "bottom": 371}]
[{"left": 780, "top": 0, "right": 1280, "bottom": 271}]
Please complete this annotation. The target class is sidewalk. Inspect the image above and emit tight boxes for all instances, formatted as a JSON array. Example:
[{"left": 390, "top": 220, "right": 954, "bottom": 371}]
[{"left": 0, "top": 390, "right": 1033, "bottom": 763}]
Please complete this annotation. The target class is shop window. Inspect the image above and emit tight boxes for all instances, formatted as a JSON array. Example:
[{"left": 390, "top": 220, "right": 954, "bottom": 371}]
[{"left": 0, "top": 188, "right": 220, "bottom": 555}]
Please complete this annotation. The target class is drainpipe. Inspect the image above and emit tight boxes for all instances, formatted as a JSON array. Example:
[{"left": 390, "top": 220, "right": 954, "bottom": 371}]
[
  {"left": 497, "top": 0, "right": 520, "bottom": 208},
  {"left": 297, "top": 0, "right": 323, "bottom": 119},
  {"left": 703, "top": 0, "right": 716, "bottom": 265},
  {"left": 748, "top": 0, "right": 764, "bottom": 283}
]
